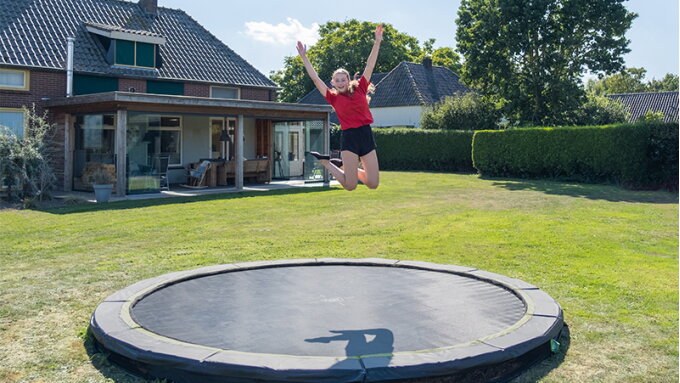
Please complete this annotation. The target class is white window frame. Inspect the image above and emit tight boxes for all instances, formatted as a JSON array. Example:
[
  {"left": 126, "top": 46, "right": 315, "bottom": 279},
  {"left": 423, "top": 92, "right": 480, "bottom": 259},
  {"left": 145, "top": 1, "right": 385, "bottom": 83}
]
[
  {"left": 0, "top": 108, "right": 26, "bottom": 138},
  {"left": 210, "top": 86, "right": 240, "bottom": 100},
  {"left": 0, "top": 68, "right": 29, "bottom": 91}
]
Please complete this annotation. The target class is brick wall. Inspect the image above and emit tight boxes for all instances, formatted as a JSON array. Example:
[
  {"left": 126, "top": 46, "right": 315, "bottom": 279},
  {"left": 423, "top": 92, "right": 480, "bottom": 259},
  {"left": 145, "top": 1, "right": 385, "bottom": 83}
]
[
  {"left": 119, "top": 78, "right": 146, "bottom": 93},
  {"left": 0, "top": 69, "right": 66, "bottom": 114},
  {"left": 184, "top": 83, "right": 210, "bottom": 97},
  {"left": 241, "top": 87, "right": 273, "bottom": 101}
]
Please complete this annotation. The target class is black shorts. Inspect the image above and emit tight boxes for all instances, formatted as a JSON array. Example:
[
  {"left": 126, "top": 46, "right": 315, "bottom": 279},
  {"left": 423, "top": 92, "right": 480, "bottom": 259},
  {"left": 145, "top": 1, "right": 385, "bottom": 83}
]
[{"left": 341, "top": 125, "right": 377, "bottom": 157}]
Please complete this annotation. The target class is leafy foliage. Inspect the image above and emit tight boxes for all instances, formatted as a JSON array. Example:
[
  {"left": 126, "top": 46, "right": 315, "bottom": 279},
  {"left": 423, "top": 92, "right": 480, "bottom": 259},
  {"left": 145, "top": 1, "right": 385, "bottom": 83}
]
[
  {"left": 573, "top": 94, "right": 630, "bottom": 126},
  {"left": 330, "top": 127, "right": 474, "bottom": 172},
  {"left": 0, "top": 106, "right": 57, "bottom": 202},
  {"left": 416, "top": 39, "right": 462, "bottom": 74},
  {"left": 271, "top": 20, "right": 461, "bottom": 103},
  {"left": 472, "top": 122, "right": 678, "bottom": 189},
  {"left": 456, "top": 0, "right": 636, "bottom": 126},
  {"left": 587, "top": 67, "right": 679, "bottom": 95},
  {"left": 420, "top": 93, "right": 503, "bottom": 130}
]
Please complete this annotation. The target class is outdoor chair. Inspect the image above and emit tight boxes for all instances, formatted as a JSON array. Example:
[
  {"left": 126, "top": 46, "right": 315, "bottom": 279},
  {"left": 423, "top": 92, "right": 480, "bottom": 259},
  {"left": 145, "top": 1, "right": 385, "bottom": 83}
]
[
  {"left": 182, "top": 160, "right": 211, "bottom": 189},
  {"left": 151, "top": 156, "right": 170, "bottom": 191}
]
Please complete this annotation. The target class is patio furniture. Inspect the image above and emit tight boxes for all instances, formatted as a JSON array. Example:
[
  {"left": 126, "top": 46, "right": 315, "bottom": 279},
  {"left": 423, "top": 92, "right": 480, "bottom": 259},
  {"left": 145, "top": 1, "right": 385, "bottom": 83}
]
[
  {"left": 182, "top": 160, "right": 211, "bottom": 189},
  {"left": 151, "top": 156, "right": 170, "bottom": 191}
]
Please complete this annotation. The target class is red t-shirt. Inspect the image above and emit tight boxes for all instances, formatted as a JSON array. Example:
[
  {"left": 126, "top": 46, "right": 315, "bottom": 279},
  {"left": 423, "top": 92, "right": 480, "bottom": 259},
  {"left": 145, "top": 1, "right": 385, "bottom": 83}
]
[{"left": 324, "top": 76, "right": 374, "bottom": 130}]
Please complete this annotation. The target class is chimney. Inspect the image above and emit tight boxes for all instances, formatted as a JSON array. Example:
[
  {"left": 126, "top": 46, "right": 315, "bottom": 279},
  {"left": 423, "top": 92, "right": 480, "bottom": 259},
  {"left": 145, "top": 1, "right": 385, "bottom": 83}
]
[
  {"left": 138, "top": 0, "right": 157, "bottom": 15},
  {"left": 423, "top": 57, "right": 433, "bottom": 70}
]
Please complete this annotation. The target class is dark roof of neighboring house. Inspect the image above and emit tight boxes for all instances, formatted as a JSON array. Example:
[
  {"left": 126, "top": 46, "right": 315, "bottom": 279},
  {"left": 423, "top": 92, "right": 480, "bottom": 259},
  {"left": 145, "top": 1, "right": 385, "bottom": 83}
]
[
  {"left": 606, "top": 91, "right": 679, "bottom": 123},
  {"left": 297, "top": 72, "right": 388, "bottom": 105},
  {"left": 370, "top": 62, "right": 470, "bottom": 108},
  {"left": 298, "top": 62, "right": 470, "bottom": 109},
  {"left": 0, "top": 0, "right": 276, "bottom": 88}
]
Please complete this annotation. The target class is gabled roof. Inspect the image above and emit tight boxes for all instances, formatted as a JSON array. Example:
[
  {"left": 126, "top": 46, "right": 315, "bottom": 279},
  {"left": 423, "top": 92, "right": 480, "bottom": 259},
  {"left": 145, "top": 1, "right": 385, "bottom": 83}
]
[
  {"left": 369, "top": 62, "right": 471, "bottom": 108},
  {"left": 0, "top": 0, "right": 276, "bottom": 88},
  {"left": 298, "top": 72, "right": 388, "bottom": 105},
  {"left": 298, "top": 62, "right": 471, "bottom": 109},
  {"left": 606, "top": 91, "right": 679, "bottom": 123}
]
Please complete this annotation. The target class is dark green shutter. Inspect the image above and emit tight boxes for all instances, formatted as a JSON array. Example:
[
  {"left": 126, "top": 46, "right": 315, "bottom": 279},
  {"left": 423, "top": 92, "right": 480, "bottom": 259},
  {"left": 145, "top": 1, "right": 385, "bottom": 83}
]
[
  {"left": 147, "top": 80, "right": 184, "bottom": 95},
  {"left": 73, "top": 75, "right": 118, "bottom": 95},
  {"left": 115, "top": 40, "right": 135, "bottom": 66},
  {"left": 136, "top": 42, "right": 155, "bottom": 68}
]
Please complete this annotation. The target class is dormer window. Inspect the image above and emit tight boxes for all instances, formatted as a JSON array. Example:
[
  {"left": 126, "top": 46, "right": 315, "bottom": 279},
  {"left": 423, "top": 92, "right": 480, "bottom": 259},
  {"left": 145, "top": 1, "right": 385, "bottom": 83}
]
[
  {"left": 86, "top": 22, "right": 166, "bottom": 69},
  {"left": 114, "top": 40, "right": 156, "bottom": 68}
]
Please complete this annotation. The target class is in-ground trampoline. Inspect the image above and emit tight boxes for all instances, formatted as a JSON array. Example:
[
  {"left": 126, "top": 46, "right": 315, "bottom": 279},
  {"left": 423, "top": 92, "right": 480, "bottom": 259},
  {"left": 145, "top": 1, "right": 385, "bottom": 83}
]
[{"left": 90, "top": 259, "right": 564, "bottom": 383}]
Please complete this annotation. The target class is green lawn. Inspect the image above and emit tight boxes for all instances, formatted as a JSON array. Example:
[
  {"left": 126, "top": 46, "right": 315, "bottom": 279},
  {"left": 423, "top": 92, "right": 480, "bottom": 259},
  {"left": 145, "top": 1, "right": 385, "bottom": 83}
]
[{"left": 0, "top": 171, "right": 677, "bottom": 383}]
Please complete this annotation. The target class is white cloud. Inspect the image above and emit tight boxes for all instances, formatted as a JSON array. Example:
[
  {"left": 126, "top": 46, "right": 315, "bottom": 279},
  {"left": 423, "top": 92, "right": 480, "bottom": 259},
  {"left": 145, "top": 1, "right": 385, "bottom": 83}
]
[{"left": 244, "top": 18, "right": 319, "bottom": 46}]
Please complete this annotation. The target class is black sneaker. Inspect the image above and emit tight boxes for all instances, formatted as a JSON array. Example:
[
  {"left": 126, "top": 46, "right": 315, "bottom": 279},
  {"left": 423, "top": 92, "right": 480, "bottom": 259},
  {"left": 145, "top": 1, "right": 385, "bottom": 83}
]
[
  {"left": 330, "top": 158, "right": 343, "bottom": 168},
  {"left": 310, "top": 152, "right": 330, "bottom": 160}
]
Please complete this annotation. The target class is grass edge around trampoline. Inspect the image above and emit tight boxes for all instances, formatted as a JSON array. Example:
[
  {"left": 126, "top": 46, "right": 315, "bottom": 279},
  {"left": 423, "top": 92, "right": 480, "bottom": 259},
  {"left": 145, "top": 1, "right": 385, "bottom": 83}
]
[{"left": 0, "top": 171, "right": 677, "bottom": 383}]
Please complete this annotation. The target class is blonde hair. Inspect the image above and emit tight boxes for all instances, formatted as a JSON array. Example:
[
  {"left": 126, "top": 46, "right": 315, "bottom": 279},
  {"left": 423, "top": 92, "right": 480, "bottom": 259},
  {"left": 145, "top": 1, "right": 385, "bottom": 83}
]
[{"left": 330, "top": 68, "right": 376, "bottom": 103}]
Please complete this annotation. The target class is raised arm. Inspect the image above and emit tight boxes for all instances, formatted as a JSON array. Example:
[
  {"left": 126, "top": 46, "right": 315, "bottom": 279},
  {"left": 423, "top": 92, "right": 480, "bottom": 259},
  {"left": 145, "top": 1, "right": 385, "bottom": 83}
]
[
  {"left": 296, "top": 42, "right": 328, "bottom": 97},
  {"left": 362, "top": 24, "right": 383, "bottom": 82}
]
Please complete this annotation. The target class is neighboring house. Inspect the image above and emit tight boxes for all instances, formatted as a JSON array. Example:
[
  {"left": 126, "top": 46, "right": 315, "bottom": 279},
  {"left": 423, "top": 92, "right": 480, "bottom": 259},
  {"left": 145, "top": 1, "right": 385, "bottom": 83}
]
[
  {"left": 606, "top": 91, "right": 679, "bottom": 123},
  {"left": 298, "top": 58, "right": 471, "bottom": 128},
  {"left": 0, "top": 0, "right": 332, "bottom": 196}
]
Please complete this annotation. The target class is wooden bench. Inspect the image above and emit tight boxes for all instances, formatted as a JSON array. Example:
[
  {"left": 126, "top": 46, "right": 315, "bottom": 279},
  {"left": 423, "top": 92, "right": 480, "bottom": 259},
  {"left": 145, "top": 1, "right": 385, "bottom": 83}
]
[{"left": 222, "top": 159, "right": 270, "bottom": 184}]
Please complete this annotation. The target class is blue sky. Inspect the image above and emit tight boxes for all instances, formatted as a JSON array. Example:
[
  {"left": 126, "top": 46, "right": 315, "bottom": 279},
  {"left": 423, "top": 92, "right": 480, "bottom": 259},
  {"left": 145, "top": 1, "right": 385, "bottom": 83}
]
[{"left": 158, "top": 0, "right": 679, "bottom": 82}]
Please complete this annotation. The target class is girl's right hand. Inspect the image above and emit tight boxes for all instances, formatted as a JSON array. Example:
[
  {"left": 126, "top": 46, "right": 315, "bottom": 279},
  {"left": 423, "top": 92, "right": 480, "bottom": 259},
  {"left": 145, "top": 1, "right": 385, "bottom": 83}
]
[{"left": 296, "top": 41, "right": 307, "bottom": 57}]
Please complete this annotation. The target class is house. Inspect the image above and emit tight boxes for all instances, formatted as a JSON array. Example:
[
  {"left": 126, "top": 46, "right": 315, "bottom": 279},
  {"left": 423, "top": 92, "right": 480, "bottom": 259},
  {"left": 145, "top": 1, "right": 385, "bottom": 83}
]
[
  {"left": 606, "top": 91, "right": 679, "bottom": 123},
  {"left": 0, "top": 0, "right": 332, "bottom": 196},
  {"left": 298, "top": 58, "right": 471, "bottom": 128}
]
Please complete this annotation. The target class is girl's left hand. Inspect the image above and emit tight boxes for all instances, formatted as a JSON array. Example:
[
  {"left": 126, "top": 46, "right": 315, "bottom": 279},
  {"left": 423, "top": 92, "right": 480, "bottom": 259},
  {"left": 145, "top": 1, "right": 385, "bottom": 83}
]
[{"left": 375, "top": 24, "right": 383, "bottom": 42}]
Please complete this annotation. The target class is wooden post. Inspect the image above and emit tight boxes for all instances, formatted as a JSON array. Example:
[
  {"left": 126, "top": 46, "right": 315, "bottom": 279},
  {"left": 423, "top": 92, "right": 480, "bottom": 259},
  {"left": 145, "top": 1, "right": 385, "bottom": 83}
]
[
  {"left": 235, "top": 115, "right": 244, "bottom": 190},
  {"left": 116, "top": 109, "right": 127, "bottom": 197},
  {"left": 63, "top": 114, "right": 74, "bottom": 191},
  {"left": 323, "top": 113, "right": 330, "bottom": 185}
]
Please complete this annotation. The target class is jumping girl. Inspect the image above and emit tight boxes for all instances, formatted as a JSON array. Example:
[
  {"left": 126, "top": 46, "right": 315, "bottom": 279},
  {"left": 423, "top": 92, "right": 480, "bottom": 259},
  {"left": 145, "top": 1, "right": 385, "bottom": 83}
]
[{"left": 296, "top": 24, "right": 383, "bottom": 191}]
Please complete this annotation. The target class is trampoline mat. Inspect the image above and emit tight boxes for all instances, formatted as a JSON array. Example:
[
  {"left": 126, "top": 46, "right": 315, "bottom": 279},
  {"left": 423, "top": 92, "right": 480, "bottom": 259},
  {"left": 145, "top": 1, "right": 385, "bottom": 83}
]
[{"left": 131, "top": 265, "right": 526, "bottom": 357}]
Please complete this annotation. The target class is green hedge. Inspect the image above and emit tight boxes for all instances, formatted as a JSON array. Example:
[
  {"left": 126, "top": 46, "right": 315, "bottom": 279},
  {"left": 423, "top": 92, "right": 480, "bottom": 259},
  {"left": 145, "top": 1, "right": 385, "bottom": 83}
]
[
  {"left": 331, "top": 128, "right": 474, "bottom": 172},
  {"left": 472, "top": 122, "right": 678, "bottom": 188}
]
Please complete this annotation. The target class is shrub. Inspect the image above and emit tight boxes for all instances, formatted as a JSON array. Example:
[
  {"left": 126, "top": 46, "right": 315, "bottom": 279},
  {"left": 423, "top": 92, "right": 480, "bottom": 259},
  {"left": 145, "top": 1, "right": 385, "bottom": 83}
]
[
  {"left": 646, "top": 122, "right": 678, "bottom": 189},
  {"left": 472, "top": 122, "right": 678, "bottom": 188},
  {"left": 420, "top": 93, "right": 502, "bottom": 130},
  {"left": 0, "top": 106, "right": 57, "bottom": 202},
  {"left": 640, "top": 110, "right": 665, "bottom": 123},
  {"left": 574, "top": 94, "right": 630, "bottom": 126},
  {"left": 329, "top": 128, "right": 474, "bottom": 172}
]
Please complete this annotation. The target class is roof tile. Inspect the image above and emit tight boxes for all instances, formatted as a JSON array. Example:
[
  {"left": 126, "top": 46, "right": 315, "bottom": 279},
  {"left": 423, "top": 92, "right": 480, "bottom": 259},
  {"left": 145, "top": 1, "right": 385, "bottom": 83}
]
[
  {"left": 0, "top": 0, "right": 276, "bottom": 88},
  {"left": 607, "top": 92, "right": 679, "bottom": 123}
]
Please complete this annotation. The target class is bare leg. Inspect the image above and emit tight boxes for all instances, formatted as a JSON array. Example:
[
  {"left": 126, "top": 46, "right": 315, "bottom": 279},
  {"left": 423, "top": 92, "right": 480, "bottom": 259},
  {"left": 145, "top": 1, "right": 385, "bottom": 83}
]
[
  {"left": 320, "top": 150, "right": 360, "bottom": 191},
  {"left": 358, "top": 150, "right": 379, "bottom": 189}
]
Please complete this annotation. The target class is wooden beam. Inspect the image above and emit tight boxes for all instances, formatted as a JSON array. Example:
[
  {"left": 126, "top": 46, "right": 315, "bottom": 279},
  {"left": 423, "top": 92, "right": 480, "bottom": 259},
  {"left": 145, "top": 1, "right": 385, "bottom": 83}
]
[
  {"left": 63, "top": 114, "right": 74, "bottom": 191},
  {"left": 235, "top": 115, "right": 244, "bottom": 190},
  {"left": 116, "top": 109, "right": 127, "bottom": 196}
]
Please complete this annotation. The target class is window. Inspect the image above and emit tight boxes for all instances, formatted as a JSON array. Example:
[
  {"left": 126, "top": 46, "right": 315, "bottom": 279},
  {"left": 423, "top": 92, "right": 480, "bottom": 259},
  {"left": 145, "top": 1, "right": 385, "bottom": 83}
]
[
  {"left": 73, "top": 74, "right": 118, "bottom": 95},
  {"left": 114, "top": 40, "right": 156, "bottom": 68},
  {"left": 147, "top": 80, "right": 184, "bottom": 95},
  {"left": 0, "top": 109, "right": 26, "bottom": 138},
  {"left": 211, "top": 86, "right": 240, "bottom": 100},
  {"left": 0, "top": 68, "right": 29, "bottom": 91}
]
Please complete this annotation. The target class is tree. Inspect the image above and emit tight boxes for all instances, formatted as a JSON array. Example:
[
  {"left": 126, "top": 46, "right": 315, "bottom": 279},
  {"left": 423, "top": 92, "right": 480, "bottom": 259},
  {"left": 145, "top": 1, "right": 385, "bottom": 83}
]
[
  {"left": 456, "top": 0, "right": 636, "bottom": 126},
  {"left": 417, "top": 39, "right": 463, "bottom": 74},
  {"left": 645, "top": 73, "right": 679, "bottom": 92},
  {"left": 420, "top": 93, "right": 502, "bottom": 130},
  {"left": 271, "top": 20, "right": 425, "bottom": 103},
  {"left": 587, "top": 68, "right": 679, "bottom": 95}
]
